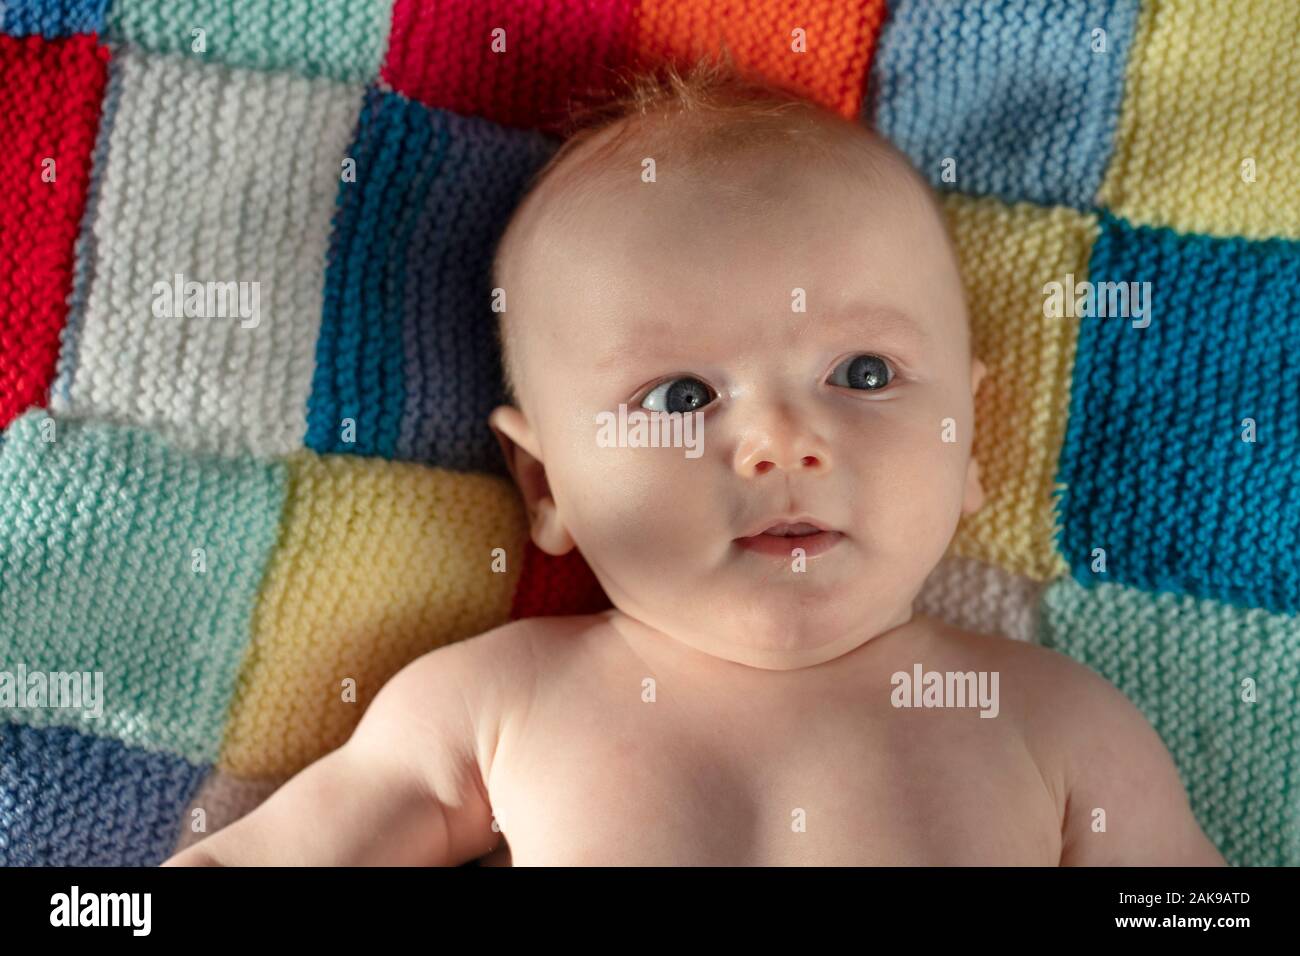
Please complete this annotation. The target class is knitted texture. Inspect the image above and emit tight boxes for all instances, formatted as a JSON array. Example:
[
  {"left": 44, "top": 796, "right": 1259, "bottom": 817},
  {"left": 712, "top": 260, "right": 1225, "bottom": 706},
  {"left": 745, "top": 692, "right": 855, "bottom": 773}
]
[
  {"left": 0, "top": 0, "right": 108, "bottom": 35},
  {"left": 510, "top": 540, "right": 613, "bottom": 619},
  {"left": 1057, "top": 215, "right": 1300, "bottom": 615},
  {"left": 1039, "top": 577, "right": 1300, "bottom": 867},
  {"left": 0, "top": 723, "right": 207, "bottom": 866},
  {"left": 633, "top": 0, "right": 888, "bottom": 118},
  {"left": 1098, "top": 0, "right": 1300, "bottom": 240},
  {"left": 49, "top": 30, "right": 122, "bottom": 409},
  {"left": 915, "top": 555, "right": 1046, "bottom": 644},
  {"left": 306, "top": 87, "right": 555, "bottom": 472},
  {"left": 0, "top": 412, "right": 286, "bottom": 764},
  {"left": 106, "top": 0, "right": 392, "bottom": 83},
  {"left": 218, "top": 452, "right": 526, "bottom": 777},
  {"left": 0, "top": 35, "right": 108, "bottom": 430},
  {"left": 172, "top": 770, "right": 286, "bottom": 853},
  {"left": 3, "top": 0, "right": 1299, "bottom": 868},
  {"left": 941, "top": 193, "right": 1097, "bottom": 581},
  {"left": 383, "top": 0, "right": 637, "bottom": 135},
  {"left": 51, "top": 47, "right": 363, "bottom": 457},
  {"left": 868, "top": 0, "right": 1138, "bottom": 209}
]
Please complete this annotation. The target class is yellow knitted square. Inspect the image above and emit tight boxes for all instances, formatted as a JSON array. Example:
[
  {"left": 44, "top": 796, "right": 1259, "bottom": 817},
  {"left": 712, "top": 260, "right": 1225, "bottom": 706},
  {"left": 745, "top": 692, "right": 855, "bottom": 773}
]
[
  {"left": 1098, "top": 0, "right": 1300, "bottom": 239},
  {"left": 942, "top": 194, "right": 1098, "bottom": 581},
  {"left": 219, "top": 453, "right": 528, "bottom": 777}
]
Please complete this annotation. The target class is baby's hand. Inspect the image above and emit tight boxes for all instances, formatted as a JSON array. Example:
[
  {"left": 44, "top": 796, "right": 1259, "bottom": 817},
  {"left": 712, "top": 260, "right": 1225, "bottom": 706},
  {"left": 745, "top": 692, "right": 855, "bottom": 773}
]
[
  {"left": 162, "top": 634, "right": 503, "bottom": 866},
  {"left": 1050, "top": 659, "right": 1226, "bottom": 866}
]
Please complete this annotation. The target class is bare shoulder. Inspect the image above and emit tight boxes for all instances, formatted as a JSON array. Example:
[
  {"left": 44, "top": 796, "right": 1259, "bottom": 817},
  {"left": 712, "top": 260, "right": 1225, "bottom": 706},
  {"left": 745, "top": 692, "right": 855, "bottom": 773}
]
[
  {"left": 355, "top": 615, "right": 601, "bottom": 792},
  {"left": 915, "top": 613, "right": 1093, "bottom": 718},
  {"left": 394, "top": 612, "right": 610, "bottom": 723},
  {"left": 917, "top": 615, "right": 1167, "bottom": 773},
  {"left": 917, "top": 615, "right": 1225, "bottom": 865}
]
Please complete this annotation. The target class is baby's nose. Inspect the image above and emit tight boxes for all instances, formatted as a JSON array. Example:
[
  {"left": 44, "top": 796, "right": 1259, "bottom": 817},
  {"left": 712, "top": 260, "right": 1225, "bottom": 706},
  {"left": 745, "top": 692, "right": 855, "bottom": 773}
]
[{"left": 733, "top": 409, "right": 832, "bottom": 478}]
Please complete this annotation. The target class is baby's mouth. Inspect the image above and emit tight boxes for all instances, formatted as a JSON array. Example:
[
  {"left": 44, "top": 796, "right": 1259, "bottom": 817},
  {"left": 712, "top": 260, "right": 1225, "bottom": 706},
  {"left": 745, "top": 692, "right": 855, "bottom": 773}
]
[
  {"left": 733, "top": 517, "right": 844, "bottom": 558},
  {"left": 758, "top": 522, "right": 824, "bottom": 537}
]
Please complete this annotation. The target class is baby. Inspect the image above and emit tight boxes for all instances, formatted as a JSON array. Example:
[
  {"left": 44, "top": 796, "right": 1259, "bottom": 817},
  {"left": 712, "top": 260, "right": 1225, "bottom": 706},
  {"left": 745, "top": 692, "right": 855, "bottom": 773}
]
[{"left": 165, "top": 58, "right": 1224, "bottom": 867}]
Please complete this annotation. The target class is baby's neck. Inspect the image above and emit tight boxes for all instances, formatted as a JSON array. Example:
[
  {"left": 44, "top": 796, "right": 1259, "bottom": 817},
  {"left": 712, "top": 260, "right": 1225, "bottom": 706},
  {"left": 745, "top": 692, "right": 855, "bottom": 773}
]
[{"left": 600, "top": 603, "right": 924, "bottom": 674}]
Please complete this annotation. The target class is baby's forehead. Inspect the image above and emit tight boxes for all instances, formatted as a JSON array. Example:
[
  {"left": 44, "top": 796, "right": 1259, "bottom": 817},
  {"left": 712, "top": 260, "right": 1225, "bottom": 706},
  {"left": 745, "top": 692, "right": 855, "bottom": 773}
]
[{"left": 495, "top": 110, "right": 969, "bottom": 390}]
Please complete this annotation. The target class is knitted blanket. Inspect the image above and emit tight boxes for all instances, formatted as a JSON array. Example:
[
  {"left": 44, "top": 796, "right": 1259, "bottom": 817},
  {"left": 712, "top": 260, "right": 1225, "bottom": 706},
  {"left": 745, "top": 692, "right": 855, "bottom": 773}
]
[{"left": 1, "top": 0, "right": 1296, "bottom": 867}]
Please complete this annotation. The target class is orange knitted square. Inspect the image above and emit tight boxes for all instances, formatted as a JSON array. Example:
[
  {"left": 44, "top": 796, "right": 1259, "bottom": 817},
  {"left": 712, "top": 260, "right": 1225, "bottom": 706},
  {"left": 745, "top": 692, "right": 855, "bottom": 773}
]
[{"left": 631, "top": 0, "right": 887, "bottom": 118}]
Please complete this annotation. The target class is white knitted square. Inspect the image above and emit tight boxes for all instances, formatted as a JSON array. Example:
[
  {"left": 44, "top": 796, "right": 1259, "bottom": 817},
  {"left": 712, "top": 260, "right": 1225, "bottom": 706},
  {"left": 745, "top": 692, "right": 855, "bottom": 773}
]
[
  {"left": 915, "top": 554, "right": 1047, "bottom": 644},
  {"left": 54, "top": 48, "right": 363, "bottom": 457}
]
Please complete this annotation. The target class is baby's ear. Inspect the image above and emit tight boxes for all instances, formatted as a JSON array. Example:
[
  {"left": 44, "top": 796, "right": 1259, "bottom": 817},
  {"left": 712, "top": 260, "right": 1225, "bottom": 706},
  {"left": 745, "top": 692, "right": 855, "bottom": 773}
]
[{"left": 487, "top": 405, "right": 576, "bottom": 556}]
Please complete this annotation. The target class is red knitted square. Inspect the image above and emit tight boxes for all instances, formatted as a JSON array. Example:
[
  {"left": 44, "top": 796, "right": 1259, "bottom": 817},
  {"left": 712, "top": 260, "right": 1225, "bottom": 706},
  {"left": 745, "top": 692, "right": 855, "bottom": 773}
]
[
  {"left": 510, "top": 540, "right": 612, "bottom": 619},
  {"left": 381, "top": 0, "right": 638, "bottom": 134},
  {"left": 0, "top": 35, "right": 109, "bottom": 430}
]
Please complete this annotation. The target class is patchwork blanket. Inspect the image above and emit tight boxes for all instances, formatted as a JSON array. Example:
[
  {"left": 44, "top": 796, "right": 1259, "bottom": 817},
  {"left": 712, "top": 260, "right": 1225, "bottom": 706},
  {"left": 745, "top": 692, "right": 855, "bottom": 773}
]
[{"left": 1, "top": 0, "right": 1296, "bottom": 866}]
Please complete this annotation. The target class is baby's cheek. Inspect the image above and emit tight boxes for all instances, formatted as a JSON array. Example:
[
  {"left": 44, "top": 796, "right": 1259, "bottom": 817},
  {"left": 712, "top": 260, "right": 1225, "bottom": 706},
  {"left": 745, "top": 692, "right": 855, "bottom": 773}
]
[
  {"left": 849, "top": 417, "right": 968, "bottom": 547},
  {"left": 555, "top": 442, "right": 695, "bottom": 544}
]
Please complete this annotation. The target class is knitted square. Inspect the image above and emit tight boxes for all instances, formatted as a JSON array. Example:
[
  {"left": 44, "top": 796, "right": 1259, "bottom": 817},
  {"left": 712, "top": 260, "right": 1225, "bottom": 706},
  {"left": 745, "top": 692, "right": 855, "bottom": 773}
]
[
  {"left": 51, "top": 48, "right": 363, "bottom": 458},
  {"left": 1057, "top": 215, "right": 1300, "bottom": 614},
  {"left": 306, "top": 88, "right": 555, "bottom": 471},
  {"left": 0, "top": 412, "right": 287, "bottom": 764},
  {"left": 867, "top": 0, "right": 1138, "bottom": 209},
  {"left": 916, "top": 554, "right": 1047, "bottom": 644},
  {"left": 1039, "top": 577, "right": 1300, "bottom": 867},
  {"left": 1098, "top": 0, "right": 1300, "bottom": 240},
  {"left": 383, "top": 0, "right": 637, "bottom": 134},
  {"left": 171, "top": 769, "right": 285, "bottom": 855},
  {"left": 0, "top": 0, "right": 109, "bottom": 35},
  {"left": 0, "top": 35, "right": 108, "bottom": 430},
  {"left": 510, "top": 539, "right": 612, "bottom": 620},
  {"left": 218, "top": 452, "right": 527, "bottom": 777},
  {"left": 0, "top": 723, "right": 207, "bottom": 867},
  {"left": 941, "top": 193, "right": 1098, "bottom": 581},
  {"left": 106, "top": 0, "right": 392, "bottom": 83},
  {"left": 632, "top": 0, "right": 888, "bottom": 118}
]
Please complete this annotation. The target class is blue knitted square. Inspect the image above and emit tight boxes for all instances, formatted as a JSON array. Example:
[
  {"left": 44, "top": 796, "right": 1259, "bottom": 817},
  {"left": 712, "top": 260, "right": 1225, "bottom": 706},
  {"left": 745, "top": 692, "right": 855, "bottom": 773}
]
[
  {"left": 0, "top": 0, "right": 108, "bottom": 36},
  {"left": 306, "top": 86, "right": 555, "bottom": 472},
  {"left": 0, "top": 723, "right": 207, "bottom": 866},
  {"left": 0, "top": 412, "right": 287, "bottom": 764},
  {"left": 1057, "top": 215, "right": 1300, "bottom": 614},
  {"left": 866, "top": 0, "right": 1138, "bottom": 209}
]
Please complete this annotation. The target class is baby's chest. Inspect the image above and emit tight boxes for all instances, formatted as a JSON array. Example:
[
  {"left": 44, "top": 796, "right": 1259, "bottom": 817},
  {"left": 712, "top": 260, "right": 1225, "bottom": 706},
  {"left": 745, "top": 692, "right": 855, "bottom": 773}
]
[{"left": 484, "top": 704, "right": 1061, "bottom": 866}]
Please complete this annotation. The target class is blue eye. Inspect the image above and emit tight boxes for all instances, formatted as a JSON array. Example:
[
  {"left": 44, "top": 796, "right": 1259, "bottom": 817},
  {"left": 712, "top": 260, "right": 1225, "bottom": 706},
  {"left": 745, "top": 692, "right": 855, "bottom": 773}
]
[
  {"left": 640, "top": 377, "right": 715, "bottom": 413},
  {"left": 829, "top": 354, "right": 893, "bottom": 390}
]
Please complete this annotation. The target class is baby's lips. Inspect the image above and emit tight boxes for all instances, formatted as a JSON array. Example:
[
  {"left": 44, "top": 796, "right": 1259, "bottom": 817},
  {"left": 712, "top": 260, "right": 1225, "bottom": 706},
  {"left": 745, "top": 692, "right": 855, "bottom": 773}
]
[
  {"left": 733, "top": 527, "right": 844, "bottom": 558},
  {"left": 735, "top": 513, "right": 837, "bottom": 540}
]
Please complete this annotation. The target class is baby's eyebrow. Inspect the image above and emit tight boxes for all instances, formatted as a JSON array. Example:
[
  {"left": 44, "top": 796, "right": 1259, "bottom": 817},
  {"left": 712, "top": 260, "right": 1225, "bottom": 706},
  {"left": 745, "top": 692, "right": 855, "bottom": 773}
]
[
  {"left": 593, "top": 305, "right": 930, "bottom": 373},
  {"left": 816, "top": 305, "right": 932, "bottom": 345}
]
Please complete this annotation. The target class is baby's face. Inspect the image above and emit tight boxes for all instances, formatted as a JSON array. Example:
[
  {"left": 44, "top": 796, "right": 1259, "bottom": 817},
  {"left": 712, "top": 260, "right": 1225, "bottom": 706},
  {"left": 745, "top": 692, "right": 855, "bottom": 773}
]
[{"left": 492, "top": 147, "right": 983, "bottom": 670}]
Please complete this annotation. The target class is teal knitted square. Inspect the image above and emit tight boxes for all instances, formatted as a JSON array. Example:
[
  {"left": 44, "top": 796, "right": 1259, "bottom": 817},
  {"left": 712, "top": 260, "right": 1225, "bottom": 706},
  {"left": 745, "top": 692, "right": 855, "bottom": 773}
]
[
  {"left": 105, "top": 0, "right": 392, "bottom": 83},
  {"left": 1040, "top": 576, "right": 1300, "bottom": 866},
  {"left": 0, "top": 412, "right": 286, "bottom": 765}
]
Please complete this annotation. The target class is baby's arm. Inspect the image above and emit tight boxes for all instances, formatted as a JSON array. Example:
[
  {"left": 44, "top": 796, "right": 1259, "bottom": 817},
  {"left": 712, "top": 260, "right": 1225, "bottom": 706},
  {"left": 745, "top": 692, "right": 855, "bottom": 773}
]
[
  {"left": 1051, "top": 660, "right": 1226, "bottom": 866},
  {"left": 163, "top": 635, "right": 503, "bottom": 866}
]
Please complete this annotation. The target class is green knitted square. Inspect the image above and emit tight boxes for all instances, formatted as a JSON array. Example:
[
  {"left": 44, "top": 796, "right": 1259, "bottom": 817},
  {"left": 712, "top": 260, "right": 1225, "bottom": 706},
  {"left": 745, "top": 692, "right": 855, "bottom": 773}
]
[
  {"left": 106, "top": 0, "right": 392, "bottom": 83},
  {"left": 0, "top": 412, "right": 287, "bottom": 764},
  {"left": 1040, "top": 576, "right": 1300, "bottom": 866}
]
